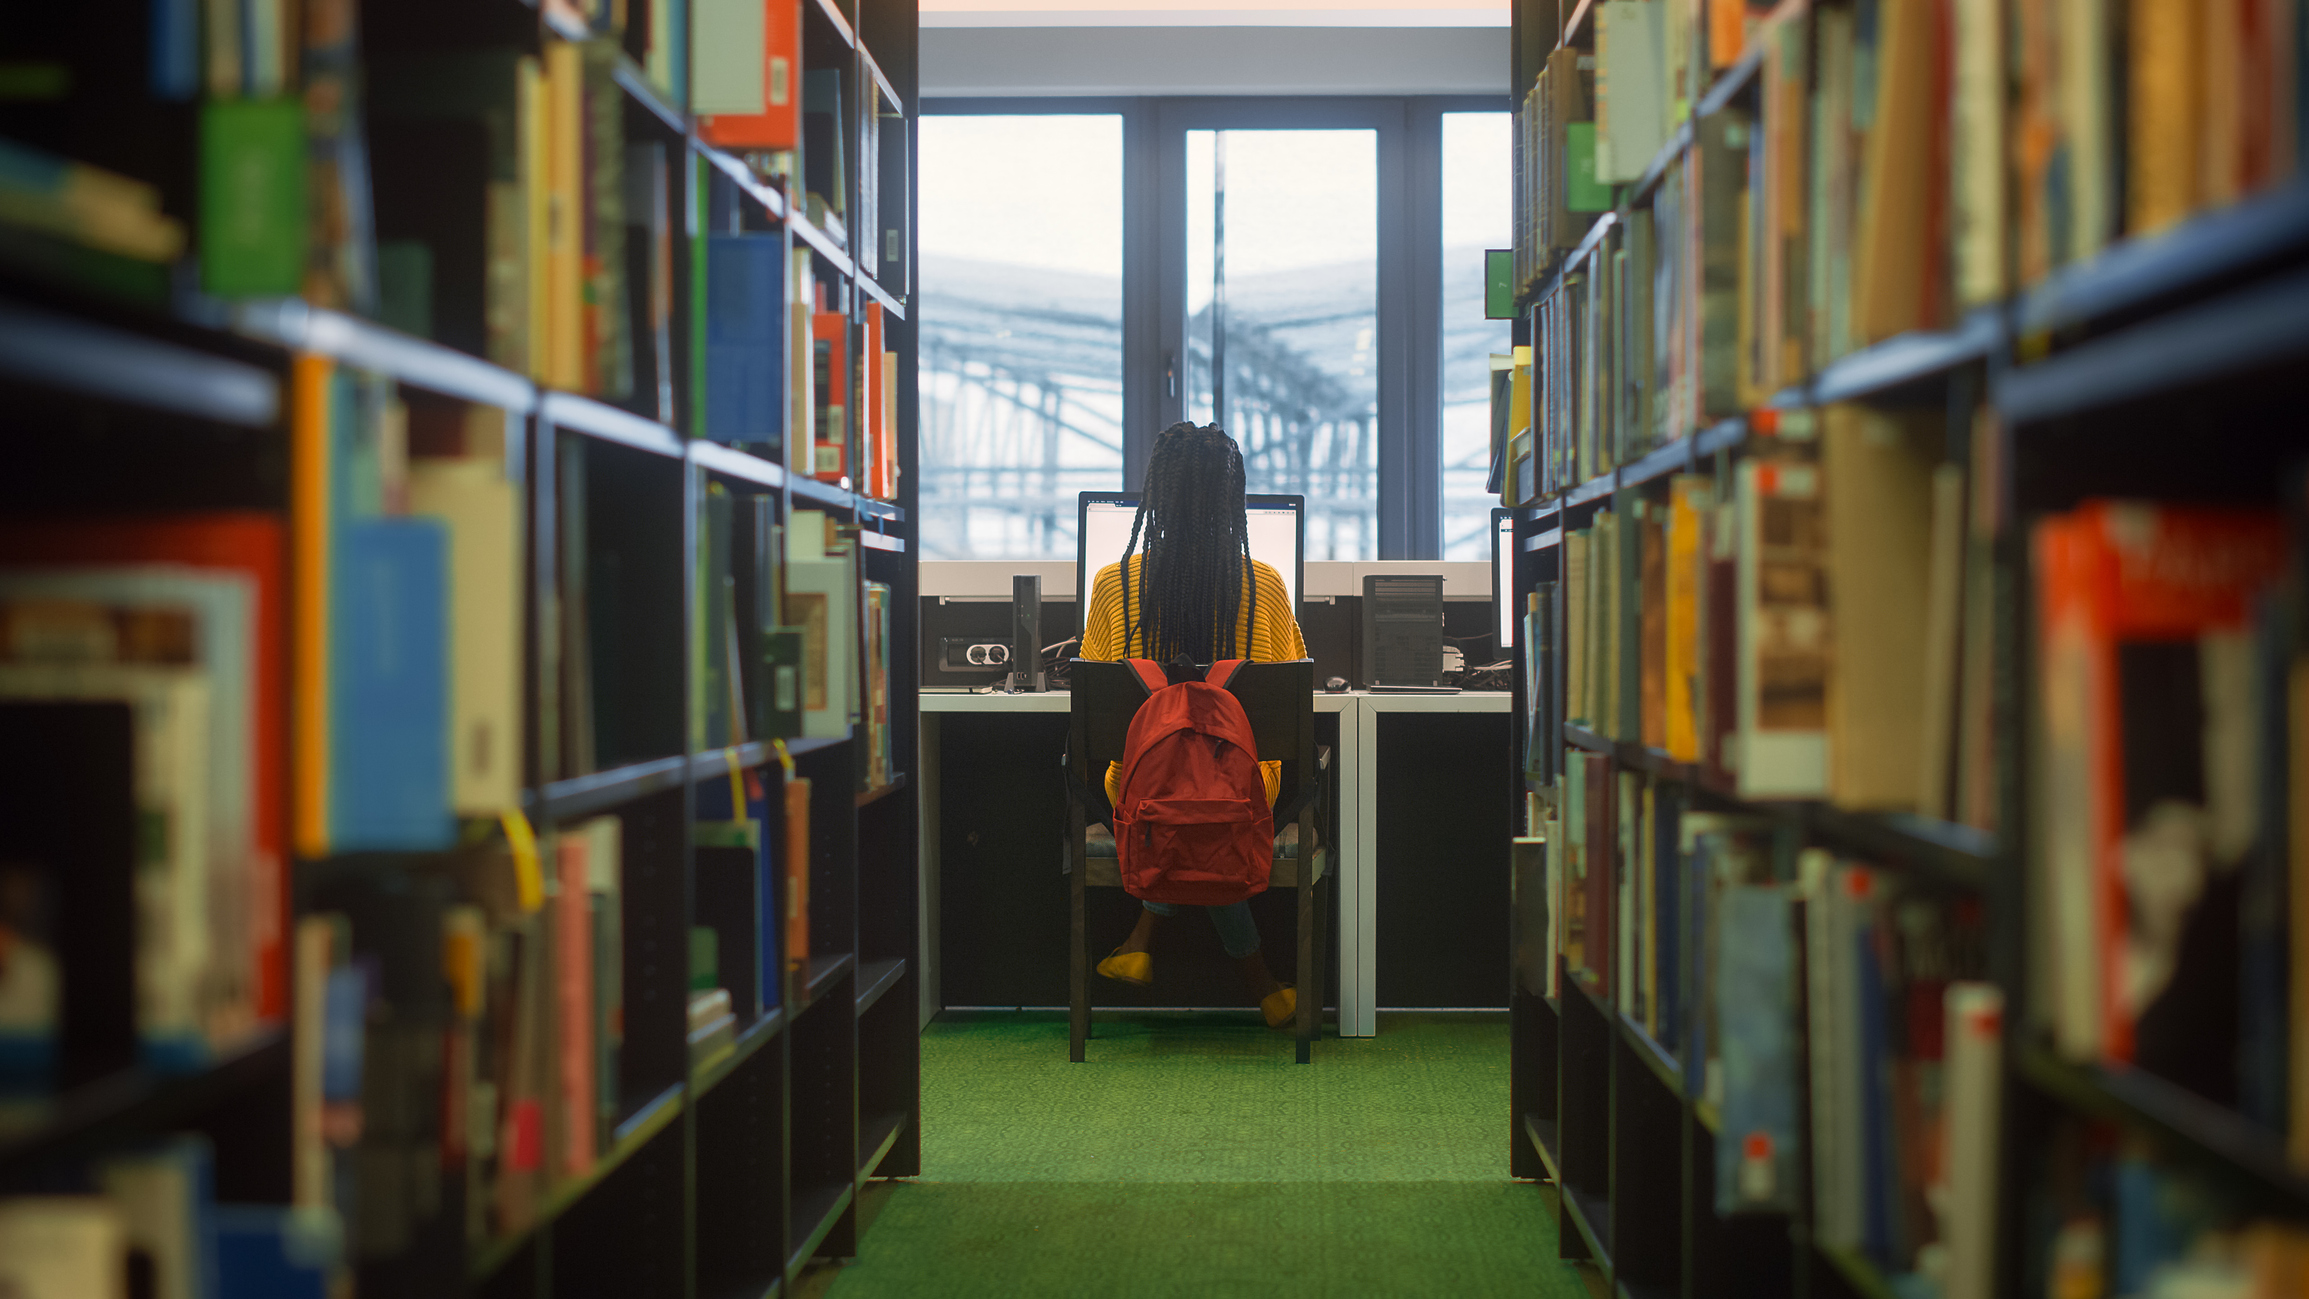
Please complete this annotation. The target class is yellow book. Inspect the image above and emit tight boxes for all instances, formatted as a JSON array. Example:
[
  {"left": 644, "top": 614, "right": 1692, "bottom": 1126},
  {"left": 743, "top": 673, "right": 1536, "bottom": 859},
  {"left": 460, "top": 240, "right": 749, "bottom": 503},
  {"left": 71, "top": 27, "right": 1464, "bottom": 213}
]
[
  {"left": 1664, "top": 475, "right": 1707, "bottom": 763},
  {"left": 1821, "top": 405, "right": 1936, "bottom": 810},
  {"left": 2128, "top": 0, "right": 2203, "bottom": 235},
  {"left": 1508, "top": 345, "right": 1533, "bottom": 503},
  {"left": 520, "top": 57, "right": 551, "bottom": 385},
  {"left": 1854, "top": 0, "right": 1942, "bottom": 343},
  {"left": 407, "top": 451, "right": 524, "bottom": 816},
  {"left": 545, "top": 39, "right": 586, "bottom": 392}
]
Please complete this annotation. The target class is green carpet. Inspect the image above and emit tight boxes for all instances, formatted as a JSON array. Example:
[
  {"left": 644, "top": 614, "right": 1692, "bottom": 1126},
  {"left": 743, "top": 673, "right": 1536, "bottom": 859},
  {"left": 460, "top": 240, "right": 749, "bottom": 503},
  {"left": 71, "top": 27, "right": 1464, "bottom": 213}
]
[{"left": 810, "top": 1013, "right": 1589, "bottom": 1297}]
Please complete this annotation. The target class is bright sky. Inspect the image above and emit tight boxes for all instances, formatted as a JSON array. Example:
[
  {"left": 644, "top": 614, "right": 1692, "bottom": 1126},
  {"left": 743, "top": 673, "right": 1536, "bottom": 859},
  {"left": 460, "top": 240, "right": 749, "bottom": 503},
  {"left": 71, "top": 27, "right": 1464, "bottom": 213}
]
[{"left": 919, "top": 116, "right": 1125, "bottom": 279}]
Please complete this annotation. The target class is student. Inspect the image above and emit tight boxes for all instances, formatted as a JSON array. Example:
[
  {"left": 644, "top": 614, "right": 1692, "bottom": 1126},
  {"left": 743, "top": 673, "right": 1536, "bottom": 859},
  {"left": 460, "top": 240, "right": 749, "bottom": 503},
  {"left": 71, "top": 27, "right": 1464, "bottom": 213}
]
[{"left": 1079, "top": 421, "right": 1307, "bottom": 1030}]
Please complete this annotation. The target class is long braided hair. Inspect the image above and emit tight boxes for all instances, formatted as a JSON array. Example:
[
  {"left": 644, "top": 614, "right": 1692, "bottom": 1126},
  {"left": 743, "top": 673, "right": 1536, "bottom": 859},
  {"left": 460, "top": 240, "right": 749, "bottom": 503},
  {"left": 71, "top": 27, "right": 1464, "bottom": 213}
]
[{"left": 1118, "top": 422, "right": 1258, "bottom": 664}]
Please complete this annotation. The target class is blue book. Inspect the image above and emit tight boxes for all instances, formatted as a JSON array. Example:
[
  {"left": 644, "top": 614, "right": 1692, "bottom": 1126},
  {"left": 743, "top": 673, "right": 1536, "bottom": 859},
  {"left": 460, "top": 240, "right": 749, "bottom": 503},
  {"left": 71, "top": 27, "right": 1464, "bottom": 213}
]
[
  {"left": 705, "top": 234, "right": 785, "bottom": 448},
  {"left": 1715, "top": 883, "right": 1798, "bottom": 1216},
  {"left": 1651, "top": 786, "right": 1681, "bottom": 1054},
  {"left": 215, "top": 1205, "right": 339, "bottom": 1299},
  {"left": 330, "top": 519, "right": 453, "bottom": 850}
]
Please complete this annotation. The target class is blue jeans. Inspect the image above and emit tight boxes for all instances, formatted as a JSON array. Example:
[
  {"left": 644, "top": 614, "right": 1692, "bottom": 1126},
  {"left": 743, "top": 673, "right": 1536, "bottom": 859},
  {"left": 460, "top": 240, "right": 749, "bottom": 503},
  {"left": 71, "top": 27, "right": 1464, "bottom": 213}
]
[{"left": 1142, "top": 900, "right": 1260, "bottom": 959}]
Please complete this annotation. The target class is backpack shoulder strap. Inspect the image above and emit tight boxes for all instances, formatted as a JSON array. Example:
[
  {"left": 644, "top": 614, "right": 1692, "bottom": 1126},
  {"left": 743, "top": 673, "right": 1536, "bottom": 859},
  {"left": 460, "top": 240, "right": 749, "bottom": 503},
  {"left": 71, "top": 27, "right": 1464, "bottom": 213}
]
[
  {"left": 1205, "top": 659, "right": 1247, "bottom": 688},
  {"left": 1124, "top": 659, "right": 1169, "bottom": 694}
]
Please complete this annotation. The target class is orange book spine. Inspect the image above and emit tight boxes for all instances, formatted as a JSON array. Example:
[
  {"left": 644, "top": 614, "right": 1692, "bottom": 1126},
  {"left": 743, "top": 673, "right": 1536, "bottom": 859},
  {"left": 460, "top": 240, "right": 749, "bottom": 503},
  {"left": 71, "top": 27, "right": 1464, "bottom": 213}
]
[
  {"left": 699, "top": 0, "right": 802, "bottom": 151},
  {"left": 784, "top": 776, "right": 811, "bottom": 979},
  {"left": 554, "top": 838, "right": 596, "bottom": 1174},
  {"left": 862, "top": 302, "right": 885, "bottom": 497},
  {"left": 878, "top": 351, "right": 899, "bottom": 501},
  {"left": 291, "top": 354, "right": 334, "bottom": 859}
]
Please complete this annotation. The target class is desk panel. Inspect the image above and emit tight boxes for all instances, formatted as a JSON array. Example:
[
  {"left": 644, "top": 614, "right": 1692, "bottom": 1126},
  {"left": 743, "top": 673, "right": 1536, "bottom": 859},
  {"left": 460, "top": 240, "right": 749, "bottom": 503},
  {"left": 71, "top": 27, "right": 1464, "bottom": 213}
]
[{"left": 918, "top": 690, "right": 1509, "bottom": 1037}]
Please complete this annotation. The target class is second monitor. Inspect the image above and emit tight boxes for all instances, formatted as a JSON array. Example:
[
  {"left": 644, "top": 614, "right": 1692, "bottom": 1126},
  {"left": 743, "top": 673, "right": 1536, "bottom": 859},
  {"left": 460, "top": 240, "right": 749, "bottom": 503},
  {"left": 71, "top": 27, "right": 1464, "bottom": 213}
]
[{"left": 1075, "top": 492, "right": 1305, "bottom": 618}]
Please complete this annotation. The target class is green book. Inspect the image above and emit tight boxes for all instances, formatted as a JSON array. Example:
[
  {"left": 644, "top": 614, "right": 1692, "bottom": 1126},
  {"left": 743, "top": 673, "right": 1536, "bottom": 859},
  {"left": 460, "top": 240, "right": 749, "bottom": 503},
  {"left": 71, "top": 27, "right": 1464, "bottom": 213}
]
[
  {"left": 757, "top": 627, "right": 804, "bottom": 740},
  {"left": 1565, "top": 121, "right": 1613, "bottom": 214},
  {"left": 199, "top": 98, "right": 307, "bottom": 297},
  {"left": 1484, "top": 248, "right": 1516, "bottom": 319}
]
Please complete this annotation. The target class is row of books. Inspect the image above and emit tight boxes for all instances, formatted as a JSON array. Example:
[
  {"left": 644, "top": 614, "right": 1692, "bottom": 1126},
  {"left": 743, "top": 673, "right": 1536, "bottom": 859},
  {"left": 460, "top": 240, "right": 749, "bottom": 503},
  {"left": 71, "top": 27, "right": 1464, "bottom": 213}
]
[
  {"left": 2032, "top": 494, "right": 2308, "bottom": 1165},
  {"left": 1519, "top": 404, "right": 1995, "bottom": 821},
  {"left": 2034, "top": 1117, "right": 2309, "bottom": 1298},
  {"left": 677, "top": 498, "right": 893, "bottom": 781},
  {"left": 0, "top": 514, "right": 292, "bottom": 1082},
  {"left": 704, "top": 232, "right": 902, "bottom": 493},
  {"left": 0, "top": 1138, "right": 339, "bottom": 1297},
  {"left": 1518, "top": 765, "right": 2003, "bottom": 1297},
  {"left": 1, "top": 5, "right": 902, "bottom": 497},
  {"left": 294, "top": 806, "right": 695, "bottom": 1286},
  {"left": 1504, "top": 0, "right": 2307, "bottom": 488}
]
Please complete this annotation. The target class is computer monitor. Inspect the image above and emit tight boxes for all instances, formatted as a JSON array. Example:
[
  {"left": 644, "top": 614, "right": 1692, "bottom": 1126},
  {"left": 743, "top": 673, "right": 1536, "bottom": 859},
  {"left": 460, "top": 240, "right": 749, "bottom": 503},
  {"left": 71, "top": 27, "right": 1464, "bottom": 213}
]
[
  {"left": 1076, "top": 492, "right": 1304, "bottom": 622},
  {"left": 1492, "top": 508, "right": 1516, "bottom": 651}
]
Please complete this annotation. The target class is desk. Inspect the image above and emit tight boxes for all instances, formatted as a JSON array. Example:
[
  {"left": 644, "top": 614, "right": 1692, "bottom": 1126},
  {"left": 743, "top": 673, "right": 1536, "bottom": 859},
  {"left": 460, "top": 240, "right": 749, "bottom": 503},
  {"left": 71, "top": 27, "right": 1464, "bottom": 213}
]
[{"left": 918, "top": 689, "right": 1509, "bottom": 1037}]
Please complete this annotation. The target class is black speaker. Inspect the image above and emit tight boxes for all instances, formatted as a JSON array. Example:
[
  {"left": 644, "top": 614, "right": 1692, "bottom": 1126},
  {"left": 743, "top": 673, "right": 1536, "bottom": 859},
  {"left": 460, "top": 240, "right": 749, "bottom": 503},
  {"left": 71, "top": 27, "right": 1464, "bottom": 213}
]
[{"left": 1009, "top": 573, "right": 1044, "bottom": 692}]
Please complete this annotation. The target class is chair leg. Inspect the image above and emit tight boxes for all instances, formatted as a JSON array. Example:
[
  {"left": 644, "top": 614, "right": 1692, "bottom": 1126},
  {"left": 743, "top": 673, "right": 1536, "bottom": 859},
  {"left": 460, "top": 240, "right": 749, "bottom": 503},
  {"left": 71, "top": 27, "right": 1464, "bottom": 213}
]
[
  {"left": 1294, "top": 808, "right": 1316, "bottom": 1063},
  {"left": 1069, "top": 807, "right": 1088, "bottom": 1063}
]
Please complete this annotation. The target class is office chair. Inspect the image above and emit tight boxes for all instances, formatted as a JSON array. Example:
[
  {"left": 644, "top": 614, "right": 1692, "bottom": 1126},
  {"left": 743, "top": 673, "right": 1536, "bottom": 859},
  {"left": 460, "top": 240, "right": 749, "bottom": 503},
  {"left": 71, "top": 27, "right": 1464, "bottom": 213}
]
[{"left": 1063, "top": 658, "right": 1332, "bottom": 1064}]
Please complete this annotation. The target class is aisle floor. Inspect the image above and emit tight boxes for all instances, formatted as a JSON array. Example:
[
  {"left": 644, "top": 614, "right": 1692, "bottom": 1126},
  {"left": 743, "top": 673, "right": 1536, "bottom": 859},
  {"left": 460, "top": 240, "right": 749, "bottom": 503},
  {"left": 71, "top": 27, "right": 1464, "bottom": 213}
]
[{"left": 798, "top": 1012, "right": 1594, "bottom": 1298}]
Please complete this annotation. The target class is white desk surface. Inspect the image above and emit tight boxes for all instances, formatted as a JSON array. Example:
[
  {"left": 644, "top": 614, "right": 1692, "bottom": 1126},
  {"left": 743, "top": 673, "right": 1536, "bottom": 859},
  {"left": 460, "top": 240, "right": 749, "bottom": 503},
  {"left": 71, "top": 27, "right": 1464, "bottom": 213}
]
[{"left": 919, "top": 688, "right": 1504, "bottom": 714}]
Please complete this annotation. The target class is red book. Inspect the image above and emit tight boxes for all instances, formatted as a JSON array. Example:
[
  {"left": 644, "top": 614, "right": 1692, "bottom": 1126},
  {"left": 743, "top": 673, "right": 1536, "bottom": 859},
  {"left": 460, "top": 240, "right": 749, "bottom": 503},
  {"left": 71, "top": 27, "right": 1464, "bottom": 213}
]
[
  {"left": 698, "top": 0, "right": 802, "bottom": 153},
  {"left": 861, "top": 301, "right": 887, "bottom": 499},
  {"left": 554, "top": 836, "right": 596, "bottom": 1175},
  {"left": 0, "top": 513, "right": 290, "bottom": 1025},
  {"left": 811, "top": 309, "right": 849, "bottom": 483},
  {"left": 2033, "top": 502, "right": 2287, "bottom": 1066}
]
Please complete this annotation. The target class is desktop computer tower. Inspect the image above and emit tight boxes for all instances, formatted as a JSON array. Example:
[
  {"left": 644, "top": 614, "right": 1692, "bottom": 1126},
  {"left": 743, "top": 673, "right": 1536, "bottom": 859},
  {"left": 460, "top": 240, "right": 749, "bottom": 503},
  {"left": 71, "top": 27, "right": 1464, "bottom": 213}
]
[{"left": 1361, "top": 574, "right": 1443, "bottom": 687}]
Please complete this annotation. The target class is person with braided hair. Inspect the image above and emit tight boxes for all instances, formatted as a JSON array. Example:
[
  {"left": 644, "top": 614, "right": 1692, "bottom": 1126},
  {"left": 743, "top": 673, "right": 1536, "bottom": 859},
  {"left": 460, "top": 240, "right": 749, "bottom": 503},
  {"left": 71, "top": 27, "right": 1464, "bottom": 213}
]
[{"left": 1078, "top": 422, "right": 1308, "bottom": 1030}]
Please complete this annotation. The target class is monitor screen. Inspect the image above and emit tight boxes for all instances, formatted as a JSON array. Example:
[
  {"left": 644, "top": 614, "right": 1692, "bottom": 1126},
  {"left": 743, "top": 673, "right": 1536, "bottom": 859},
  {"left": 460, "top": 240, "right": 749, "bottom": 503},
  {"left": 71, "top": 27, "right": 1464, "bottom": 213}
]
[
  {"left": 1077, "top": 493, "right": 1303, "bottom": 618},
  {"left": 1493, "top": 510, "right": 1516, "bottom": 651}
]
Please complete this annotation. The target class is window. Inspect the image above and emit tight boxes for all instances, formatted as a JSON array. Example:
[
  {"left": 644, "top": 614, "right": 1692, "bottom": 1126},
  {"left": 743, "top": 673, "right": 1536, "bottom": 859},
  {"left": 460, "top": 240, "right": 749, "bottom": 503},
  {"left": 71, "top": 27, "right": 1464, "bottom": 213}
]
[
  {"left": 1442, "top": 112, "right": 1513, "bottom": 560},
  {"left": 1186, "top": 129, "right": 1380, "bottom": 561},
  {"left": 917, "top": 114, "right": 1123, "bottom": 559},
  {"left": 920, "top": 99, "right": 1507, "bottom": 560}
]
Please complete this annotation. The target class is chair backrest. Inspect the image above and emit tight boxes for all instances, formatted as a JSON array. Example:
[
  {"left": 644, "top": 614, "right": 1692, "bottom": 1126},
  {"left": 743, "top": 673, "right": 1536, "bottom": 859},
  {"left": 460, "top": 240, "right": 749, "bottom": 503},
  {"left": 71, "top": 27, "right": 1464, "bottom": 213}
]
[{"left": 1066, "top": 659, "right": 1315, "bottom": 801}]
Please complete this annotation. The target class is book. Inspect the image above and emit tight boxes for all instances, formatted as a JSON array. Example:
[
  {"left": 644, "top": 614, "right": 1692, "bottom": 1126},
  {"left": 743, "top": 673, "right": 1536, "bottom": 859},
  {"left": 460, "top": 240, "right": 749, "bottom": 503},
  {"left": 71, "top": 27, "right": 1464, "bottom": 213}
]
[
  {"left": 553, "top": 835, "right": 596, "bottom": 1176},
  {"left": 783, "top": 512, "right": 855, "bottom": 741},
  {"left": 0, "top": 1197, "right": 127, "bottom": 1298},
  {"left": 199, "top": 98, "right": 307, "bottom": 297},
  {"left": 1734, "top": 455, "right": 1829, "bottom": 799},
  {"left": 705, "top": 234, "right": 787, "bottom": 448},
  {"left": 1940, "top": 983, "right": 2004, "bottom": 1299},
  {"left": 1821, "top": 405, "right": 1936, "bottom": 810},
  {"left": 811, "top": 309, "right": 849, "bottom": 482},
  {"left": 1596, "top": 0, "right": 1671, "bottom": 184},
  {"left": 784, "top": 774, "right": 812, "bottom": 987},
  {"left": 329, "top": 519, "right": 453, "bottom": 851},
  {"left": 697, "top": 0, "right": 801, "bottom": 156},
  {"left": 1714, "top": 881, "right": 1796, "bottom": 1215},
  {"left": 2031, "top": 502, "right": 2288, "bottom": 1081},
  {"left": 407, "top": 453, "right": 524, "bottom": 818}
]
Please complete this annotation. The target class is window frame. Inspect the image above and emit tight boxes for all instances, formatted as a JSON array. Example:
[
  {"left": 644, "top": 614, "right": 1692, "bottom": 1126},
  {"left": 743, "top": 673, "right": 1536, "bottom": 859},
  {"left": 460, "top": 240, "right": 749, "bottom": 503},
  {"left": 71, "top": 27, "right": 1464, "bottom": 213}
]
[{"left": 921, "top": 93, "right": 1503, "bottom": 560}]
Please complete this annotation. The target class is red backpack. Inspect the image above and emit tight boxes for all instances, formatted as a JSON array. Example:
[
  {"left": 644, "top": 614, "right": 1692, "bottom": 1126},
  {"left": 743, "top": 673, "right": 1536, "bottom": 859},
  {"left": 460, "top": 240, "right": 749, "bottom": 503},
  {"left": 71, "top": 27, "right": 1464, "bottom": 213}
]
[{"left": 1111, "top": 659, "right": 1274, "bottom": 905}]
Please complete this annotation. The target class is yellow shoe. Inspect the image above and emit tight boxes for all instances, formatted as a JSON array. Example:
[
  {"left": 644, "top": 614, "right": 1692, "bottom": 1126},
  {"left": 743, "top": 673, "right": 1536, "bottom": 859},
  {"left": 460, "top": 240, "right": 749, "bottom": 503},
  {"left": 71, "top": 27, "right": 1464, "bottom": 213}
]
[
  {"left": 1096, "top": 948, "right": 1153, "bottom": 988},
  {"left": 1262, "top": 986, "right": 1298, "bottom": 1031}
]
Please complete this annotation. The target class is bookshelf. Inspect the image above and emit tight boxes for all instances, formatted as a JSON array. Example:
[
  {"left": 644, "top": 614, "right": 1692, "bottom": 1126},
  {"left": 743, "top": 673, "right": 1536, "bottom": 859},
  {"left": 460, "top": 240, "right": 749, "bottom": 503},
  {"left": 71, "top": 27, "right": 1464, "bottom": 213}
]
[
  {"left": 1502, "top": 1, "right": 2309, "bottom": 1297},
  {"left": 0, "top": 0, "right": 919, "bottom": 1294}
]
